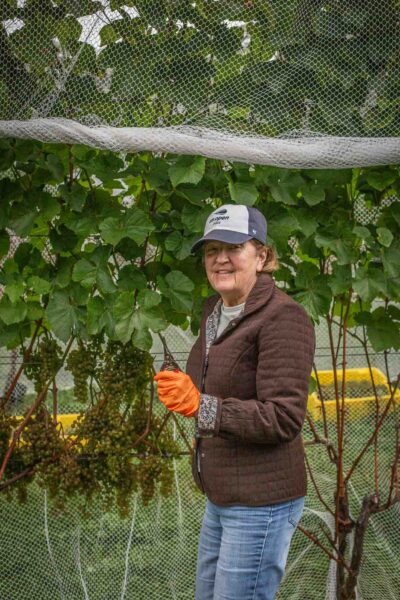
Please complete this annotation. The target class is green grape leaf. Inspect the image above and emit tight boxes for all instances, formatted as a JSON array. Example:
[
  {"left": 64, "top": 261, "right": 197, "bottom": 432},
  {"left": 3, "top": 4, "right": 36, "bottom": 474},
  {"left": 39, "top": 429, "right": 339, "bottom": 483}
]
[
  {"left": 267, "top": 214, "right": 298, "bottom": 247},
  {"left": 137, "top": 289, "right": 161, "bottom": 309},
  {"left": 46, "top": 154, "right": 65, "bottom": 181},
  {"left": 158, "top": 271, "right": 194, "bottom": 313},
  {"left": 59, "top": 182, "right": 87, "bottom": 212},
  {"left": 228, "top": 180, "right": 259, "bottom": 206},
  {"left": 366, "top": 170, "right": 397, "bottom": 191},
  {"left": 72, "top": 259, "right": 97, "bottom": 286},
  {"left": 0, "top": 296, "right": 27, "bottom": 325},
  {"left": 4, "top": 280, "right": 24, "bottom": 303},
  {"left": 309, "top": 375, "right": 317, "bottom": 395},
  {"left": 9, "top": 207, "right": 37, "bottom": 237},
  {"left": 168, "top": 156, "right": 206, "bottom": 187},
  {"left": 176, "top": 236, "right": 198, "bottom": 261},
  {"left": 9, "top": 18, "right": 57, "bottom": 72},
  {"left": 315, "top": 227, "right": 359, "bottom": 265},
  {"left": 376, "top": 227, "right": 393, "bottom": 247},
  {"left": 87, "top": 296, "right": 116, "bottom": 337},
  {"left": 303, "top": 169, "right": 353, "bottom": 186},
  {"left": 269, "top": 184, "right": 298, "bottom": 205},
  {"left": 72, "top": 257, "right": 116, "bottom": 294},
  {"left": 292, "top": 263, "right": 331, "bottom": 320},
  {"left": 113, "top": 292, "right": 167, "bottom": 349},
  {"left": 165, "top": 231, "right": 183, "bottom": 253},
  {"left": 164, "top": 231, "right": 198, "bottom": 260},
  {"left": 176, "top": 183, "right": 212, "bottom": 206},
  {"left": 99, "top": 24, "right": 120, "bottom": 46},
  {"left": 355, "top": 309, "right": 400, "bottom": 352},
  {"left": 301, "top": 184, "right": 325, "bottom": 206},
  {"left": 145, "top": 158, "right": 172, "bottom": 195},
  {"left": 181, "top": 204, "right": 214, "bottom": 233},
  {"left": 387, "top": 202, "right": 400, "bottom": 227},
  {"left": 328, "top": 265, "right": 353, "bottom": 296},
  {"left": 353, "top": 267, "right": 387, "bottom": 302},
  {"left": 382, "top": 240, "right": 400, "bottom": 278},
  {"left": 45, "top": 291, "right": 84, "bottom": 341},
  {"left": 53, "top": 257, "right": 74, "bottom": 289},
  {"left": 352, "top": 225, "right": 373, "bottom": 242},
  {"left": 117, "top": 265, "right": 147, "bottom": 291},
  {"left": 26, "top": 301, "right": 44, "bottom": 321},
  {"left": 131, "top": 308, "right": 167, "bottom": 350},
  {"left": 293, "top": 209, "right": 318, "bottom": 238},
  {"left": 99, "top": 208, "right": 154, "bottom": 246},
  {"left": 49, "top": 226, "right": 79, "bottom": 252},
  {"left": 56, "top": 16, "right": 83, "bottom": 43},
  {"left": 0, "top": 323, "right": 26, "bottom": 349},
  {"left": 96, "top": 267, "right": 117, "bottom": 294},
  {"left": 36, "top": 193, "right": 61, "bottom": 221},
  {"left": 113, "top": 291, "right": 137, "bottom": 343}
]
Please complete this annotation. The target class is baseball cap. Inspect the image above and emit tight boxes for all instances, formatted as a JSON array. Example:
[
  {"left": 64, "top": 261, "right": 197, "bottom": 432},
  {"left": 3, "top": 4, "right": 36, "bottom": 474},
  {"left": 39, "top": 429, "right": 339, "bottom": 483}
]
[{"left": 191, "top": 204, "right": 267, "bottom": 253}]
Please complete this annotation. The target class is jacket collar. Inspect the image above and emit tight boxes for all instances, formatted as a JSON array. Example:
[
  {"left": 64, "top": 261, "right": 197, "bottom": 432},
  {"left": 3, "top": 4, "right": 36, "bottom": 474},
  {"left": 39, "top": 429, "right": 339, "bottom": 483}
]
[
  {"left": 206, "top": 272, "right": 275, "bottom": 320},
  {"left": 204, "top": 273, "right": 275, "bottom": 347}
]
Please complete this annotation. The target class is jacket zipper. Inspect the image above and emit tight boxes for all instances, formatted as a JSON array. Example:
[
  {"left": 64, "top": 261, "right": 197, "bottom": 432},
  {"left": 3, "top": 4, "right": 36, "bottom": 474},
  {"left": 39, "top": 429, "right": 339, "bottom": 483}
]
[
  {"left": 196, "top": 353, "right": 210, "bottom": 493},
  {"left": 195, "top": 314, "right": 242, "bottom": 492}
]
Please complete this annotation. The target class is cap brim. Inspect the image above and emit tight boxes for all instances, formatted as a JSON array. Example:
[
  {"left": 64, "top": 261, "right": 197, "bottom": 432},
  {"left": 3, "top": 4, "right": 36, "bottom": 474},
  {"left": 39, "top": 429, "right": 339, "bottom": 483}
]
[{"left": 190, "top": 230, "right": 252, "bottom": 253}]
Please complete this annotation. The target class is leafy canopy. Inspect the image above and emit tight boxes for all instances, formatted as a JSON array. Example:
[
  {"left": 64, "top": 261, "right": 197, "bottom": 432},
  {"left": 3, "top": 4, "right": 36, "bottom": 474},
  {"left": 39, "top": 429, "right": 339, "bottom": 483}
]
[{"left": 0, "top": 139, "right": 399, "bottom": 353}]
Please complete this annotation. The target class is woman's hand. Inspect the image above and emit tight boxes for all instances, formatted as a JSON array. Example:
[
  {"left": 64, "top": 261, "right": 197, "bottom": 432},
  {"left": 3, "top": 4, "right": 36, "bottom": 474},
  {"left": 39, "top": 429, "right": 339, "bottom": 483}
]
[{"left": 153, "top": 371, "right": 200, "bottom": 417}]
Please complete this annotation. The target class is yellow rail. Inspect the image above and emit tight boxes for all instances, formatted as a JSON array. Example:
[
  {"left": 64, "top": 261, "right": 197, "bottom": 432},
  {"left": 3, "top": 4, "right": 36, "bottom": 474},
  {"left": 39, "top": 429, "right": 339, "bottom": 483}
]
[{"left": 307, "top": 367, "right": 400, "bottom": 421}]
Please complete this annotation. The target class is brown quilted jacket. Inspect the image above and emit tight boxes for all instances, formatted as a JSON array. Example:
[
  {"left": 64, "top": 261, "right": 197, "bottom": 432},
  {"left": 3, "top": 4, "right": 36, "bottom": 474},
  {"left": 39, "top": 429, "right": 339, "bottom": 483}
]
[{"left": 186, "top": 272, "right": 316, "bottom": 506}]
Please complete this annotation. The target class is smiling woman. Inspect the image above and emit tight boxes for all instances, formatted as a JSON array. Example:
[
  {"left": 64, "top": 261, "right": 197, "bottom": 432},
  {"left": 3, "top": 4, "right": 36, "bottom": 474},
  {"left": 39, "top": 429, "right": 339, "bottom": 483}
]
[
  {"left": 202, "top": 239, "right": 279, "bottom": 278},
  {"left": 203, "top": 240, "right": 267, "bottom": 306},
  {"left": 154, "top": 204, "right": 316, "bottom": 600}
]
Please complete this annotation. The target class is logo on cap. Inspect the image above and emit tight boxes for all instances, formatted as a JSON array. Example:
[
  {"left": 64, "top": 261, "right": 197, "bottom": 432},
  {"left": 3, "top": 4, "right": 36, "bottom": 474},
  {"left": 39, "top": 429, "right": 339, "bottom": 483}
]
[{"left": 215, "top": 209, "right": 228, "bottom": 214}]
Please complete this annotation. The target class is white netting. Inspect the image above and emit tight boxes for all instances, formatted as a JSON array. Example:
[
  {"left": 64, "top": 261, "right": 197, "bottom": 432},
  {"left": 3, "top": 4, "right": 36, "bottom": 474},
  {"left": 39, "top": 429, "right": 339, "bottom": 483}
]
[
  {"left": 1, "top": 1, "right": 400, "bottom": 167},
  {"left": 0, "top": 7, "right": 400, "bottom": 596}
]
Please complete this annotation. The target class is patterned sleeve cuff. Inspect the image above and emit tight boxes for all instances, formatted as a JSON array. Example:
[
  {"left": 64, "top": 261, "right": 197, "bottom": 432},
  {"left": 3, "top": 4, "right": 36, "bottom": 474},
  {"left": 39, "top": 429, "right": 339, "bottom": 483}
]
[{"left": 197, "top": 394, "right": 219, "bottom": 436}]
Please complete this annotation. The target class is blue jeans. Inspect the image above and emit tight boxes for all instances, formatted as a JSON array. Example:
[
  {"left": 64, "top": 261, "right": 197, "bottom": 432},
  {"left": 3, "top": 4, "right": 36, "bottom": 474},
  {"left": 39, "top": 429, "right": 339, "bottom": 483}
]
[{"left": 195, "top": 496, "right": 305, "bottom": 600}]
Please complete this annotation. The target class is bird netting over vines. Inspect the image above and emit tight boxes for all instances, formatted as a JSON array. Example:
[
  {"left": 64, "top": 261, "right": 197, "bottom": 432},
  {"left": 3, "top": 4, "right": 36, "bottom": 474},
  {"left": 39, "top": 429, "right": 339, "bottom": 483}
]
[{"left": 1, "top": 0, "right": 400, "bottom": 168}]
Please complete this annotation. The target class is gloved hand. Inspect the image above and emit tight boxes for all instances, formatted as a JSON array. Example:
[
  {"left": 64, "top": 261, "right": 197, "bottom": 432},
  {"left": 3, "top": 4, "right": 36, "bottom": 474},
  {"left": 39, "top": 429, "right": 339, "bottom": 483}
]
[{"left": 154, "top": 370, "right": 200, "bottom": 417}]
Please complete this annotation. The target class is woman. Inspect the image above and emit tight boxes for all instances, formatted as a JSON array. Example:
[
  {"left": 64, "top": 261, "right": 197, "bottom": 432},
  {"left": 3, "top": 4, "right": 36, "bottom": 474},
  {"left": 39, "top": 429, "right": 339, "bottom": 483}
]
[{"left": 154, "top": 204, "right": 315, "bottom": 600}]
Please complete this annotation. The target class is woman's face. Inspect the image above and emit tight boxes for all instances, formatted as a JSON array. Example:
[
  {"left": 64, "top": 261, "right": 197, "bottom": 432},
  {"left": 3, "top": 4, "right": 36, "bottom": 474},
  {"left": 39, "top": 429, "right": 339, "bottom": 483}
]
[{"left": 204, "top": 240, "right": 267, "bottom": 306}]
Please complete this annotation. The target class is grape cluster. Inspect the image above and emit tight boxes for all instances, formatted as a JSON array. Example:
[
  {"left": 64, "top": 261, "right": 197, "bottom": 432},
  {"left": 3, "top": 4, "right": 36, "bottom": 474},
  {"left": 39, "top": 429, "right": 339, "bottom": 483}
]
[
  {"left": 0, "top": 412, "right": 31, "bottom": 502},
  {"left": 21, "top": 408, "right": 65, "bottom": 465},
  {"left": 24, "top": 338, "right": 63, "bottom": 393},
  {"left": 66, "top": 340, "right": 99, "bottom": 404},
  {"left": 4, "top": 337, "right": 184, "bottom": 518},
  {"left": 69, "top": 398, "right": 180, "bottom": 513},
  {"left": 137, "top": 455, "right": 174, "bottom": 505},
  {"left": 99, "top": 342, "right": 153, "bottom": 406}
]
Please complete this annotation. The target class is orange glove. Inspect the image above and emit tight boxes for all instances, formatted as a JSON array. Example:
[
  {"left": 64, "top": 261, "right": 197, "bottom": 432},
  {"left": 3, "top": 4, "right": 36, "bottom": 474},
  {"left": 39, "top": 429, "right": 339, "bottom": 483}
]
[{"left": 154, "top": 370, "right": 200, "bottom": 417}]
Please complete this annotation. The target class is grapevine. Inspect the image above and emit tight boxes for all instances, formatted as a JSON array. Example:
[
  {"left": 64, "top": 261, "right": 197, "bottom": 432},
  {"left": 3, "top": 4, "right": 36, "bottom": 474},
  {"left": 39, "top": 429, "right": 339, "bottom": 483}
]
[{"left": 1, "top": 338, "right": 184, "bottom": 518}]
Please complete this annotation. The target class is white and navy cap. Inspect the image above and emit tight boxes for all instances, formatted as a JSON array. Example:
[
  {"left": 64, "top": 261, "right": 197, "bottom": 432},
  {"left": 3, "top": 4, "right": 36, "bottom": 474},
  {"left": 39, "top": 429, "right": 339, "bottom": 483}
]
[{"left": 191, "top": 204, "right": 267, "bottom": 253}]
